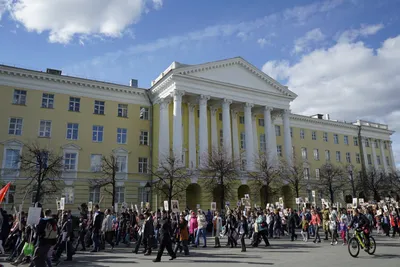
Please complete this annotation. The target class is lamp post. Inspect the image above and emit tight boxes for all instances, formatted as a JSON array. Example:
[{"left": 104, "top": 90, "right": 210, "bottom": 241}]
[
  {"left": 144, "top": 182, "right": 151, "bottom": 203},
  {"left": 348, "top": 165, "right": 356, "bottom": 198}
]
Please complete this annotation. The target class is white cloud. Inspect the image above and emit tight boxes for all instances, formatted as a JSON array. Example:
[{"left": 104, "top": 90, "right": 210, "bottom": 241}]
[
  {"left": 262, "top": 35, "right": 400, "bottom": 167},
  {"left": 293, "top": 28, "right": 325, "bottom": 54},
  {"left": 5, "top": 0, "right": 161, "bottom": 44},
  {"left": 257, "top": 38, "right": 270, "bottom": 48},
  {"left": 284, "top": 0, "right": 343, "bottom": 23},
  {"left": 338, "top": 23, "right": 384, "bottom": 43},
  {"left": 0, "top": 0, "right": 11, "bottom": 20}
]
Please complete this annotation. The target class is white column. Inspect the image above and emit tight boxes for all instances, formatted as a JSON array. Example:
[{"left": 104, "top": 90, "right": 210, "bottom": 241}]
[
  {"left": 380, "top": 140, "right": 388, "bottom": 173},
  {"left": 158, "top": 99, "right": 170, "bottom": 163},
  {"left": 188, "top": 103, "right": 196, "bottom": 169},
  {"left": 231, "top": 110, "right": 240, "bottom": 162},
  {"left": 389, "top": 141, "right": 397, "bottom": 171},
  {"left": 210, "top": 107, "right": 218, "bottom": 150},
  {"left": 199, "top": 95, "right": 210, "bottom": 167},
  {"left": 244, "top": 103, "right": 255, "bottom": 170},
  {"left": 222, "top": 99, "right": 232, "bottom": 158},
  {"left": 282, "top": 109, "right": 293, "bottom": 166},
  {"left": 361, "top": 138, "right": 369, "bottom": 169},
  {"left": 371, "top": 139, "right": 379, "bottom": 169},
  {"left": 172, "top": 91, "right": 184, "bottom": 162},
  {"left": 252, "top": 115, "right": 258, "bottom": 153},
  {"left": 264, "top": 107, "right": 277, "bottom": 162}
]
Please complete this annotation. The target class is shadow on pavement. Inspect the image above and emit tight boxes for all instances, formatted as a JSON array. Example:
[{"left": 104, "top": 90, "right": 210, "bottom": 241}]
[{"left": 372, "top": 254, "right": 400, "bottom": 259}]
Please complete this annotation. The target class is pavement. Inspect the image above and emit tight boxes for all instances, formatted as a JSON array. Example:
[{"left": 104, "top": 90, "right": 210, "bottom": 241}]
[{"left": 2, "top": 234, "right": 400, "bottom": 267}]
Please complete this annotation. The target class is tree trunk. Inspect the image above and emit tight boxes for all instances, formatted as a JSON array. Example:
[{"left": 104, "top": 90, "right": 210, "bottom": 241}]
[
  {"left": 329, "top": 187, "right": 334, "bottom": 204},
  {"left": 220, "top": 185, "right": 225, "bottom": 211},
  {"left": 35, "top": 178, "right": 42, "bottom": 204}
]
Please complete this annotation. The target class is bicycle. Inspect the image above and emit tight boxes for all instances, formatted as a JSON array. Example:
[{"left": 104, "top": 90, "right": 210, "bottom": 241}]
[{"left": 347, "top": 228, "right": 376, "bottom": 258}]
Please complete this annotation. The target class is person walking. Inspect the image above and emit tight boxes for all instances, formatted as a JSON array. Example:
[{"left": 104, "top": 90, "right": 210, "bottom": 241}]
[
  {"left": 212, "top": 212, "right": 222, "bottom": 248},
  {"left": 91, "top": 205, "right": 103, "bottom": 252},
  {"left": 287, "top": 208, "right": 299, "bottom": 241},
  {"left": 153, "top": 211, "right": 176, "bottom": 262},
  {"left": 102, "top": 209, "right": 115, "bottom": 250},
  {"left": 311, "top": 209, "right": 321, "bottom": 243},
  {"left": 238, "top": 214, "right": 248, "bottom": 252},
  {"left": 194, "top": 210, "right": 207, "bottom": 248}
]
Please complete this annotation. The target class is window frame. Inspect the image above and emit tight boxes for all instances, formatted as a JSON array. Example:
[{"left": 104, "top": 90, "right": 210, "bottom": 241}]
[
  {"left": 89, "top": 186, "right": 101, "bottom": 203},
  {"left": 39, "top": 120, "right": 52, "bottom": 138},
  {"left": 68, "top": 97, "right": 80, "bottom": 112},
  {"left": 92, "top": 125, "right": 104, "bottom": 143},
  {"left": 336, "top": 151, "right": 341, "bottom": 162},
  {"left": 118, "top": 104, "right": 128, "bottom": 118},
  {"left": 353, "top": 137, "right": 358, "bottom": 146},
  {"left": 258, "top": 118, "right": 265, "bottom": 127},
  {"left": 301, "top": 147, "right": 308, "bottom": 160},
  {"left": 117, "top": 155, "right": 127, "bottom": 173},
  {"left": 94, "top": 100, "right": 105, "bottom": 115},
  {"left": 344, "top": 135, "right": 349, "bottom": 145},
  {"left": 8, "top": 117, "right": 23, "bottom": 136},
  {"left": 139, "top": 107, "right": 149, "bottom": 120},
  {"left": 333, "top": 134, "right": 339, "bottom": 144},
  {"left": 313, "top": 148, "right": 319, "bottom": 160},
  {"left": 139, "top": 130, "right": 149, "bottom": 145},
  {"left": 116, "top": 186, "right": 125, "bottom": 203},
  {"left": 13, "top": 89, "right": 27, "bottom": 105},
  {"left": 138, "top": 157, "right": 148, "bottom": 173},
  {"left": 41, "top": 93, "right": 54, "bottom": 108},
  {"left": 66, "top": 123, "right": 79, "bottom": 140},
  {"left": 117, "top": 128, "right": 128, "bottom": 144},
  {"left": 300, "top": 129, "right": 305, "bottom": 139},
  {"left": 275, "top": 125, "right": 281, "bottom": 136},
  {"left": 239, "top": 116, "right": 245, "bottom": 124},
  {"left": 312, "top": 131, "right": 317, "bottom": 140},
  {"left": 259, "top": 134, "right": 266, "bottom": 152},
  {"left": 346, "top": 152, "right": 351, "bottom": 163},
  {"left": 323, "top": 132, "right": 328, "bottom": 142},
  {"left": 277, "top": 145, "right": 282, "bottom": 157},
  {"left": 240, "top": 132, "right": 246, "bottom": 149},
  {"left": 90, "top": 154, "right": 102, "bottom": 172},
  {"left": 64, "top": 152, "right": 77, "bottom": 171}
]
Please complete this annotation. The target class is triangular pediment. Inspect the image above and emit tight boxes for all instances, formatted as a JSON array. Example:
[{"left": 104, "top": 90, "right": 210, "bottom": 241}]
[
  {"left": 1, "top": 139, "right": 24, "bottom": 147},
  {"left": 112, "top": 147, "right": 130, "bottom": 154},
  {"left": 175, "top": 57, "right": 297, "bottom": 98},
  {"left": 61, "top": 143, "right": 81, "bottom": 150}
]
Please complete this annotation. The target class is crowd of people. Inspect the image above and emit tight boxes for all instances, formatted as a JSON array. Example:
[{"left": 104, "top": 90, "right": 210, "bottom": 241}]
[{"left": 1, "top": 201, "right": 399, "bottom": 266}]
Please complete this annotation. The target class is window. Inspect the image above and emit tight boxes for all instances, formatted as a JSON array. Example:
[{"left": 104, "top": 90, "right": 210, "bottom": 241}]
[
  {"left": 353, "top": 137, "right": 358, "bottom": 146},
  {"left": 118, "top": 104, "right": 128, "bottom": 117},
  {"left": 138, "top": 157, "right": 148, "bottom": 173},
  {"left": 303, "top": 168, "right": 310, "bottom": 179},
  {"left": 139, "top": 107, "right": 149, "bottom": 120},
  {"left": 301, "top": 147, "right": 307, "bottom": 160},
  {"left": 384, "top": 142, "right": 387, "bottom": 149},
  {"left": 39, "top": 120, "right": 52, "bottom": 137},
  {"left": 365, "top": 139, "right": 370, "bottom": 147},
  {"left": 218, "top": 113, "right": 222, "bottom": 121},
  {"left": 92, "top": 125, "right": 104, "bottom": 142},
  {"left": 89, "top": 187, "right": 100, "bottom": 203},
  {"left": 336, "top": 151, "right": 341, "bottom": 162},
  {"left": 66, "top": 123, "right": 79, "bottom": 140},
  {"left": 64, "top": 153, "right": 77, "bottom": 170},
  {"left": 138, "top": 187, "right": 148, "bottom": 203},
  {"left": 13, "top": 89, "right": 27, "bottom": 105},
  {"left": 62, "top": 187, "right": 74, "bottom": 204},
  {"left": 346, "top": 152, "right": 351, "bottom": 163},
  {"left": 90, "top": 154, "right": 102, "bottom": 172},
  {"left": 197, "top": 110, "right": 200, "bottom": 118},
  {"left": 312, "top": 131, "right": 317, "bottom": 140},
  {"left": 219, "top": 129, "right": 223, "bottom": 147},
  {"left": 140, "top": 130, "right": 148, "bottom": 145},
  {"left": 41, "top": 93, "right": 54, "bottom": 108},
  {"left": 239, "top": 116, "right": 245, "bottom": 124},
  {"left": 323, "top": 132, "right": 328, "bottom": 142},
  {"left": 277, "top": 145, "right": 282, "bottom": 157},
  {"left": 315, "top": 169, "right": 320, "bottom": 179},
  {"left": 116, "top": 186, "right": 125, "bottom": 203},
  {"left": 374, "top": 140, "right": 378, "bottom": 149},
  {"left": 333, "top": 134, "right": 339, "bottom": 144},
  {"left": 356, "top": 153, "right": 361, "bottom": 164},
  {"left": 94, "top": 100, "right": 105, "bottom": 115},
  {"left": 4, "top": 149, "right": 19, "bottom": 169},
  {"left": 313, "top": 149, "right": 319, "bottom": 160},
  {"left": 117, "top": 128, "right": 127, "bottom": 144},
  {"left": 4, "top": 185, "right": 15, "bottom": 204},
  {"left": 290, "top": 127, "right": 293, "bottom": 138},
  {"left": 258, "top": 119, "right": 264, "bottom": 127},
  {"left": 275, "top": 125, "right": 281, "bottom": 136},
  {"left": 325, "top": 150, "right": 331, "bottom": 161},
  {"left": 260, "top": 134, "right": 266, "bottom": 152},
  {"left": 367, "top": 154, "right": 372, "bottom": 165},
  {"left": 240, "top": 132, "right": 246, "bottom": 149},
  {"left": 68, "top": 97, "right": 80, "bottom": 112},
  {"left": 386, "top": 156, "right": 390, "bottom": 166},
  {"left": 117, "top": 156, "right": 127, "bottom": 172},
  {"left": 344, "top": 135, "right": 349, "bottom": 145},
  {"left": 377, "top": 155, "right": 381, "bottom": 165},
  {"left": 300, "top": 129, "right": 305, "bottom": 139},
  {"left": 8, "top": 118, "right": 23, "bottom": 135}
]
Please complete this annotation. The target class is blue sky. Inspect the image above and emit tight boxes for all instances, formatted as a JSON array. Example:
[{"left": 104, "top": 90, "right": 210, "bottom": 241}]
[{"left": 0, "top": 0, "right": 400, "bottom": 167}]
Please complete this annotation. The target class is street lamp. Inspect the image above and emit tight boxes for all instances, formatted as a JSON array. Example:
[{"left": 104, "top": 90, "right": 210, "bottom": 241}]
[{"left": 144, "top": 182, "right": 151, "bottom": 202}]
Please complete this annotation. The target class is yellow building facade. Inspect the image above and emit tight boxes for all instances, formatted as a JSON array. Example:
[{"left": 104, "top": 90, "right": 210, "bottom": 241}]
[{"left": 0, "top": 57, "right": 396, "bottom": 212}]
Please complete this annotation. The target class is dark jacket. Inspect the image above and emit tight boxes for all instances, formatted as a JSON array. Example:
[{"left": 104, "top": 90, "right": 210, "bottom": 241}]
[
  {"left": 93, "top": 211, "right": 104, "bottom": 232},
  {"left": 143, "top": 217, "right": 154, "bottom": 238},
  {"left": 288, "top": 213, "right": 299, "bottom": 228},
  {"left": 36, "top": 217, "right": 57, "bottom": 245},
  {"left": 159, "top": 217, "right": 172, "bottom": 240}
]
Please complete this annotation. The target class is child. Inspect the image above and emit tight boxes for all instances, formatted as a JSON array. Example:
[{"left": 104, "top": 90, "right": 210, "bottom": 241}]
[
  {"left": 339, "top": 215, "right": 347, "bottom": 245},
  {"left": 301, "top": 216, "right": 309, "bottom": 242}
]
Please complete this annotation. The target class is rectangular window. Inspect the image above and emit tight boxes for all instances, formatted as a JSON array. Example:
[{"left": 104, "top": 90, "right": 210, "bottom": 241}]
[
  {"left": 8, "top": 118, "right": 23, "bottom": 135},
  {"left": 90, "top": 154, "right": 102, "bottom": 172},
  {"left": 138, "top": 157, "right": 148, "bottom": 173},
  {"left": 334, "top": 134, "right": 339, "bottom": 144},
  {"left": 94, "top": 100, "right": 105, "bottom": 115},
  {"left": 386, "top": 156, "right": 390, "bottom": 166},
  {"left": 140, "top": 130, "right": 148, "bottom": 145},
  {"left": 344, "top": 135, "right": 349, "bottom": 145},
  {"left": 68, "top": 97, "right": 80, "bottom": 112},
  {"left": 356, "top": 153, "right": 361, "bottom": 164},
  {"left": 92, "top": 125, "right": 104, "bottom": 142},
  {"left": 277, "top": 145, "right": 282, "bottom": 157},
  {"left": 4, "top": 185, "right": 16, "bottom": 204},
  {"left": 325, "top": 150, "right": 331, "bottom": 161},
  {"left": 260, "top": 134, "right": 266, "bottom": 152},
  {"left": 300, "top": 129, "right": 305, "bottom": 139},
  {"left": 13, "top": 89, "right": 27, "bottom": 105},
  {"left": 312, "top": 131, "right": 317, "bottom": 140},
  {"left": 374, "top": 140, "right": 378, "bottom": 149},
  {"left": 41, "top": 93, "right": 54, "bottom": 108},
  {"left": 353, "top": 137, "right": 358, "bottom": 146},
  {"left": 377, "top": 155, "right": 381, "bottom": 165},
  {"left": 336, "top": 151, "right": 341, "bottom": 162},
  {"left": 197, "top": 110, "right": 200, "bottom": 118},
  {"left": 301, "top": 147, "right": 307, "bottom": 160},
  {"left": 117, "top": 128, "right": 127, "bottom": 144},
  {"left": 275, "top": 125, "right": 281, "bottom": 136},
  {"left": 116, "top": 186, "right": 125, "bottom": 203},
  {"left": 323, "top": 132, "right": 328, "bottom": 142},
  {"left": 240, "top": 132, "right": 246, "bottom": 149},
  {"left": 367, "top": 154, "right": 372, "bottom": 165},
  {"left": 303, "top": 168, "right": 310, "bottom": 179},
  {"left": 139, "top": 107, "right": 149, "bottom": 120},
  {"left": 117, "top": 156, "right": 127, "bottom": 172},
  {"left": 290, "top": 127, "right": 293, "bottom": 138},
  {"left": 239, "top": 116, "right": 245, "bottom": 124},
  {"left": 219, "top": 129, "right": 223, "bottom": 147},
  {"left": 384, "top": 142, "right": 387, "bottom": 149},
  {"left": 315, "top": 168, "right": 320, "bottom": 179},
  {"left": 218, "top": 113, "right": 222, "bottom": 121},
  {"left": 4, "top": 149, "right": 20, "bottom": 169},
  {"left": 62, "top": 187, "right": 74, "bottom": 204},
  {"left": 313, "top": 149, "right": 319, "bottom": 160},
  {"left": 258, "top": 118, "right": 264, "bottom": 127},
  {"left": 64, "top": 153, "right": 77, "bottom": 170},
  {"left": 39, "top": 120, "right": 52, "bottom": 137},
  {"left": 66, "top": 123, "right": 79, "bottom": 140},
  {"left": 118, "top": 104, "right": 128, "bottom": 117},
  {"left": 89, "top": 187, "right": 100, "bottom": 203},
  {"left": 365, "top": 139, "right": 370, "bottom": 147},
  {"left": 346, "top": 152, "right": 351, "bottom": 163}
]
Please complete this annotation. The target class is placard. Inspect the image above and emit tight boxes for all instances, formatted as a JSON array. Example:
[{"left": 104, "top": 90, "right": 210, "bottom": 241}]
[
  {"left": 146, "top": 202, "right": 150, "bottom": 209},
  {"left": 27, "top": 207, "right": 42, "bottom": 225},
  {"left": 211, "top": 202, "right": 217, "bottom": 211},
  {"left": 88, "top": 201, "right": 93, "bottom": 212},
  {"left": 244, "top": 194, "right": 250, "bottom": 199},
  {"left": 60, "top": 198, "right": 65, "bottom": 211},
  {"left": 164, "top": 200, "right": 169, "bottom": 211},
  {"left": 279, "top": 197, "right": 284, "bottom": 206},
  {"left": 242, "top": 198, "right": 251, "bottom": 208},
  {"left": 359, "top": 198, "right": 364, "bottom": 205},
  {"left": 140, "top": 202, "right": 144, "bottom": 209},
  {"left": 196, "top": 203, "right": 200, "bottom": 209},
  {"left": 352, "top": 198, "right": 358, "bottom": 208},
  {"left": 114, "top": 203, "right": 118, "bottom": 213},
  {"left": 56, "top": 200, "right": 61, "bottom": 211},
  {"left": 121, "top": 202, "right": 128, "bottom": 211},
  {"left": 295, "top": 198, "right": 300, "bottom": 204},
  {"left": 304, "top": 197, "right": 309, "bottom": 203},
  {"left": 135, "top": 204, "right": 139, "bottom": 212},
  {"left": 171, "top": 200, "right": 179, "bottom": 212},
  {"left": 311, "top": 191, "right": 316, "bottom": 198}
]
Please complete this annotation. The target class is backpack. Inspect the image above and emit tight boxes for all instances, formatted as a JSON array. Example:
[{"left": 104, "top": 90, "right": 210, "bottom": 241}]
[{"left": 44, "top": 220, "right": 58, "bottom": 245}]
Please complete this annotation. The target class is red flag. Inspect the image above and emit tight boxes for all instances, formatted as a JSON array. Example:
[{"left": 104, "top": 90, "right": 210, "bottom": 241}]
[{"left": 0, "top": 182, "right": 11, "bottom": 203}]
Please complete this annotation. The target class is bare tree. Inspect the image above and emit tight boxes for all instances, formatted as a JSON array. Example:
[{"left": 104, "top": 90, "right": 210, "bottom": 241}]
[
  {"left": 249, "top": 153, "right": 282, "bottom": 206},
  {"left": 345, "top": 164, "right": 361, "bottom": 198},
  {"left": 280, "top": 156, "right": 307, "bottom": 198},
  {"left": 385, "top": 171, "right": 400, "bottom": 200},
  {"left": 200, "top": 147, "right": 239, "bottom": 210},
  {"left": 151, "top": 154, "right": 191, "bottom": 210},
  {"left": 18, "top": 142, "right": 64, "bottom": 204},
  {"left": 362, "top": 167, "right": 386, "bottom": 201},
  {"left": 318, "top": 163, "right": 346, "bottom": 204}
]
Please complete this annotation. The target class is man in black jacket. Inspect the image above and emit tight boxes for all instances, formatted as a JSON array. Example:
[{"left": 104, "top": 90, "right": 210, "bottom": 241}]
[
  {"left": 32, "top": 209, "right": 57, "bottom": 267},
  {"left": 53, "top": 212, "right": 73, "bottom": 261},
  {"left": 143, "top": 212, "right": 154, "bottom": 255},
  {"left": 153, "top": 211, "right": 176, "bottom": 262},
  {"left": 91, "top": 205, "right": 103, "bottom": 252},
  {"left": 287, "top": 208, "right": 299, "bottom": 241}
]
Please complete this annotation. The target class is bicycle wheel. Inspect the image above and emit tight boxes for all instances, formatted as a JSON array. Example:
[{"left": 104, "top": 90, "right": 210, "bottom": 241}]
[
  {"left": 367, "top": 236, "right": 376, "bottom": 255},
  {"left": 348, "top": 237, "right": 360, "bottom": 258}
]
